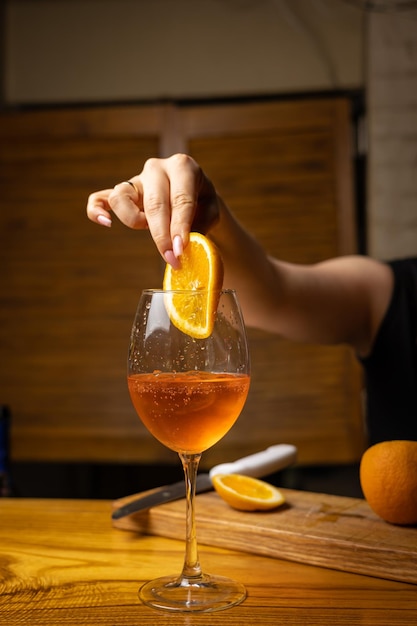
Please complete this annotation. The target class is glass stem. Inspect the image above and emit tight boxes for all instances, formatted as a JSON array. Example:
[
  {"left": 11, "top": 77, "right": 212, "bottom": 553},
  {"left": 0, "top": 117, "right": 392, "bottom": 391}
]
[{"left": 179, "top": 452, "right": 203, "bottom": 581}]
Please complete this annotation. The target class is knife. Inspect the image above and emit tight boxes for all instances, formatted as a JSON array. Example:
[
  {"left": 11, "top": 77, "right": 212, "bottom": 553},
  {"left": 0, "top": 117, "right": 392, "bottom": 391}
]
[{"left": 112, "top": 444, "right": 297, "bottom": 520}]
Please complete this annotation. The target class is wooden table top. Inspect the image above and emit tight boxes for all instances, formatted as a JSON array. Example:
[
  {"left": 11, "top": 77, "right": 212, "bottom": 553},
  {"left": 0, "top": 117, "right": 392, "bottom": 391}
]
[{"left": 0, "top": 498, "right": 415, "bottom": 625}]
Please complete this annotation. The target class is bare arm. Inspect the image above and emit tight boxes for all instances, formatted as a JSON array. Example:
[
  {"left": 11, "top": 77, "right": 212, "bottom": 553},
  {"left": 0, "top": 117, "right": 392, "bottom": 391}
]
[
  {"left": 86, "top": 154, "right": 394, "bottom": 358},
  {"left": 208, "top": 197, "right": 394, "bottom": 357}
]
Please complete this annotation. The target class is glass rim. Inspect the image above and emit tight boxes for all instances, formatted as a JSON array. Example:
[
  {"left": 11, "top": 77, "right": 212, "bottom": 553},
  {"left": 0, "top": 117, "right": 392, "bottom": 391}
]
[{"left": 141, "top": 288, "right": 236, "bottom": 295}]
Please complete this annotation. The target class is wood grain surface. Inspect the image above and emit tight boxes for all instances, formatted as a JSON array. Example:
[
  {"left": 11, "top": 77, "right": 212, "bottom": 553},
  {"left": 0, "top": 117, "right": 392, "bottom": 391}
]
[
  {"left": 112, "top": 488, "right": 417, "bottom": 585},
  {"left": 1, "top": 498, "right": 416, "bottom": 626}
]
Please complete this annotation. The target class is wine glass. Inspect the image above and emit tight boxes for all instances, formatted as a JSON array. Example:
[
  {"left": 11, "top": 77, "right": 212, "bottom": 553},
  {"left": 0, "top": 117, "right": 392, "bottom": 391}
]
[{"left": 127, "top": 288, "right": 250, "bottom": 613}]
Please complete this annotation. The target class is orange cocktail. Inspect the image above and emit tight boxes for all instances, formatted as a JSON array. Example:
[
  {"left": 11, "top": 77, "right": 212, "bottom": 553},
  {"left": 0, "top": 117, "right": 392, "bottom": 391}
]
[
  {"left": 127, "top": 235, "right": 250, "bottom": 612},
  {"left": 128, "top": 371, "right": 250, "bottom": 454}
]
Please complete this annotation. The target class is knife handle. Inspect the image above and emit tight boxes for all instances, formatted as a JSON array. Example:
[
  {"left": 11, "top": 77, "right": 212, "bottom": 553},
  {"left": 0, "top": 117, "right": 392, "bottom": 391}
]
[{"left": 209, "top": 444, "right": 297, "bottom": 480}]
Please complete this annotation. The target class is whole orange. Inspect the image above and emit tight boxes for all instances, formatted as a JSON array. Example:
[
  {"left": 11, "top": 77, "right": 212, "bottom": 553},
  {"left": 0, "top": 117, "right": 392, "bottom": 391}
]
[{"left": 360, "top": 440, "right": 417, "bottom": 525}]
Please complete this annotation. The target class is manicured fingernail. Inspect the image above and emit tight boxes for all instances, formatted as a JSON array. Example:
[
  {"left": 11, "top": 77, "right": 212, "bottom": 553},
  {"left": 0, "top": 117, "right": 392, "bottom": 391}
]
[
  {"left": 164, "top": 249, "right": 181, "bottom": 269},
  {"left": 97, "top": 214, "right": 112, "bottom": 227},
  {"left": 173, "top": 235, "right": 183, "bottom": 258}
]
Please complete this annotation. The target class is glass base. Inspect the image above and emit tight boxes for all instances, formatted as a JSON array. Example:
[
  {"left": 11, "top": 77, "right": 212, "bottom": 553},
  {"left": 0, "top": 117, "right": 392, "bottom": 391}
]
[{"left": 139, "top": 572, "right": 247, "bottom": 613}]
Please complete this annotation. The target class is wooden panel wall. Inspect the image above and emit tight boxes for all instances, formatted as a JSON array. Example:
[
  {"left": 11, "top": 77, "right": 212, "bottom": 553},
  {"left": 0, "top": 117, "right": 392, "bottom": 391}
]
[
  {"left": 0, "top": 105, "right": 177, "bottom": 465},
  {"left": 0, "top": 99, "right": 365, "bottom": 468}
]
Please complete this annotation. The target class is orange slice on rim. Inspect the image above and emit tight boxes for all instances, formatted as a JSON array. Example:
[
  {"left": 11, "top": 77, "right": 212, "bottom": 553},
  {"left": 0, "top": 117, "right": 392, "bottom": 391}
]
[
  {"left": 211, "top": 473, "right": 286, "bottom": 512},
  {"left": 163, "top": 232, "right": 224, "bottom": 339}
]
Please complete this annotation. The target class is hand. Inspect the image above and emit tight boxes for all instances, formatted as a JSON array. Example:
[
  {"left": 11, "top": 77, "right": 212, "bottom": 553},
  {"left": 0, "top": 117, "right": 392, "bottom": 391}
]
[{"left": 86, "top": 153, "right": 219, "bottom": 267}]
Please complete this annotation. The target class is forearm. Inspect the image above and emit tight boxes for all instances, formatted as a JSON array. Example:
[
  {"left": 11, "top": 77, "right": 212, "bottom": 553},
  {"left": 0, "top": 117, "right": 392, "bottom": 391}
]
[
  {"left": 208, "top": 196, "right": 285, "bottom": 332},
  {"left": 208, "top": 197, "right": 393, "bottom": 354},
  {"left": 209, "top": 208, "right": 332, "bottom": 341}
]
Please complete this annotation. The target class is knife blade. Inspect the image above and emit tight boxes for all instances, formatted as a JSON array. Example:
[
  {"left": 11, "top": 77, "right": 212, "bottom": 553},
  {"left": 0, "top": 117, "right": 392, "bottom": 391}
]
[{"left": 111, "top": 444, "right": 297, "bottom": 520}]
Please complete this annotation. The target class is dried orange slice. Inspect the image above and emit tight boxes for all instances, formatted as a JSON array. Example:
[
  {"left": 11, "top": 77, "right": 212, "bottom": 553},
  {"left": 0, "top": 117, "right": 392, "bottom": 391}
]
[
  {"left": 211, "top": 473, "right": 286, "bottom": 512},
  {"left": 163, "top": 232, "right": 224, "bottom": 339}
]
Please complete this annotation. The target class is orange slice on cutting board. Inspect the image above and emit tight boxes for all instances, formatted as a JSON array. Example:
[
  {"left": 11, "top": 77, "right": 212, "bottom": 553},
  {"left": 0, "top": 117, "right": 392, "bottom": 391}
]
[
  {"left": 163, "top": 232, "right": 224, "bottom": 339},
  {"left": 212, "top": 473, "right": 286, "bottom": 512}
]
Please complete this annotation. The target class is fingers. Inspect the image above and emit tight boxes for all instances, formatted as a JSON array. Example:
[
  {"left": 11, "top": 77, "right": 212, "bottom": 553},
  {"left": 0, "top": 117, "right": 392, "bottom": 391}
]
[
  {"left": 107, "top": 180, "right": 148, "bottom": 230},
  {"left": 86, "top": 189, "right": 114, "bottom": 227},
  {"left": 86, "top": 154, "right": 219, "bottom": 267},
  {"left": 86, "top": 181, "right": 147, "bottom": 230},
  {"left": 140, "top": 154, "right": 200, "bottom": 262},
  {"left": 139, "top": 158, "right": 174, "bottom": 261},
  {"left": 166, "top": 154, "right": 201, "bottom": 247}
]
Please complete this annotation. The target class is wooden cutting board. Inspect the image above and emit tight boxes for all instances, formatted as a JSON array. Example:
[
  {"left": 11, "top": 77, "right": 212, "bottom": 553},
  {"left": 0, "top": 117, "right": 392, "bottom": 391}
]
[{"left": 112, "top": 487, "right": 417, "bottom": 585}]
